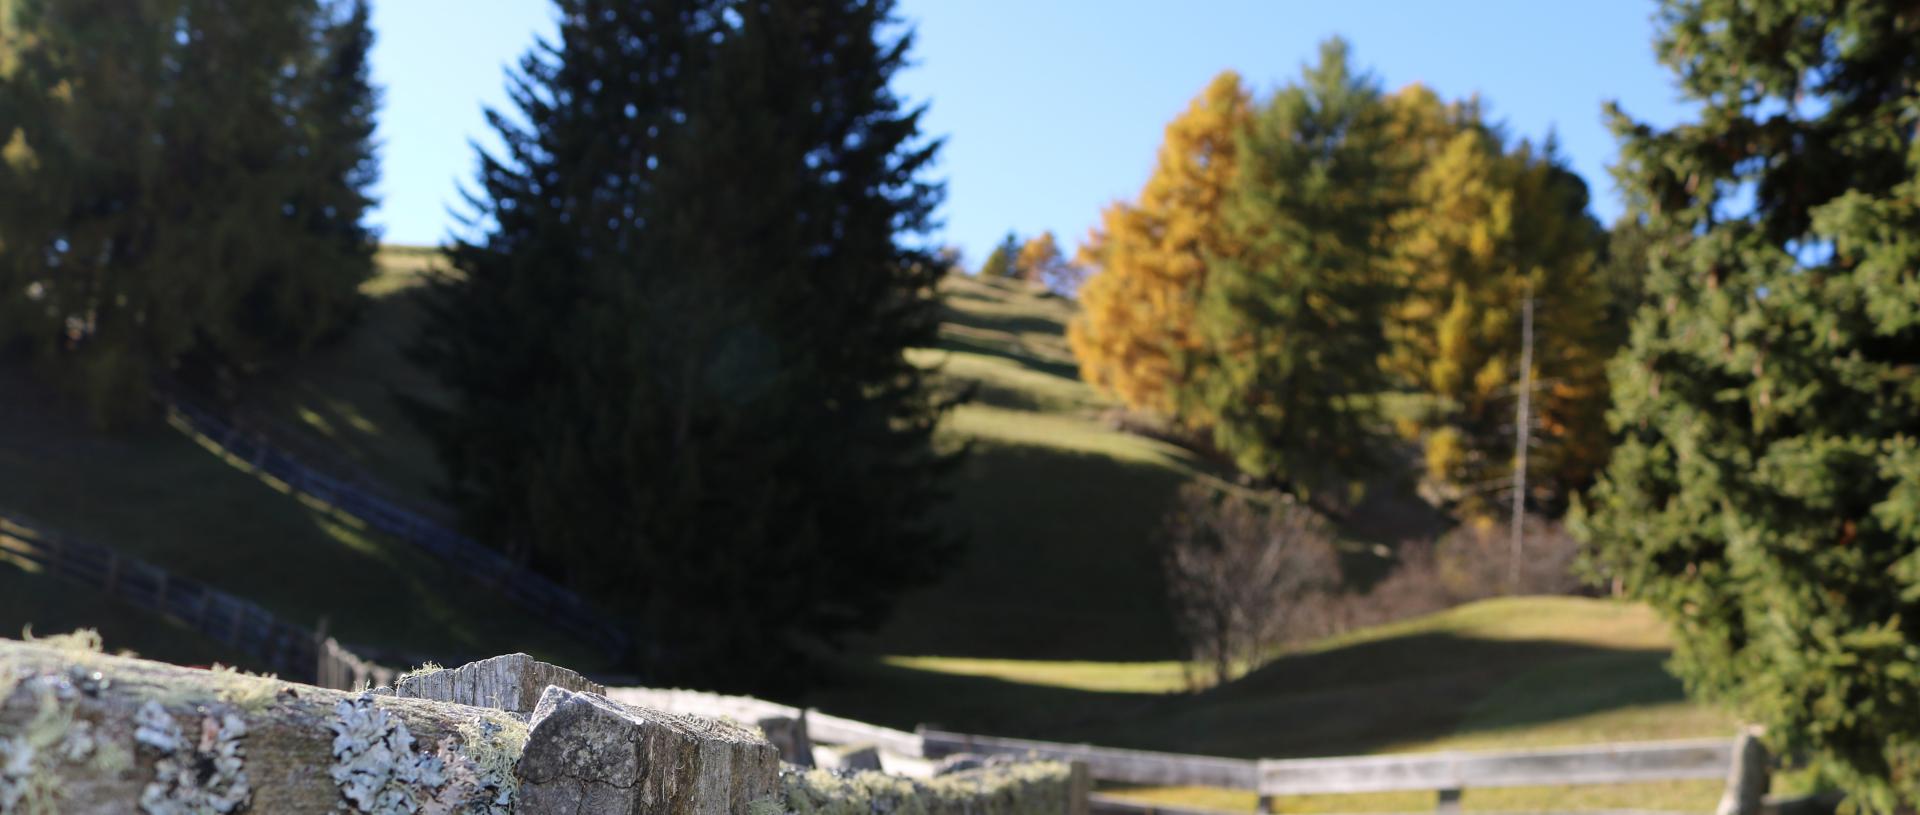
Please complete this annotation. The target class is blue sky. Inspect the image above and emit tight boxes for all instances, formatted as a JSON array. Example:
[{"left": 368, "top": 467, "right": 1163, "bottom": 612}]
[{"left": 369, "top": 1, "right": 1694, "bottom": 266}]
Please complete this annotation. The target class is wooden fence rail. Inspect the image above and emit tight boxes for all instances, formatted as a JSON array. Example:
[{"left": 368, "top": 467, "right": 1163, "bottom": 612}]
[
  {"left": 923, "top": 730, "right": 1260, "bottom": 791},
  {"left": 160, "top": 393, "right": 631, "bottom": 659},
  {"left": 1254, "top": 738, "right": 1735, "bottom": 796},
  {"left": 0, "top": 511, "right": 393, "bottom": 690},
  {"left": 616, "top": 685, "right": 1747, "bottom": 814}
]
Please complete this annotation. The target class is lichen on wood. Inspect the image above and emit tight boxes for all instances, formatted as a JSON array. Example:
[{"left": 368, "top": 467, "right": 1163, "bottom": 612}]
[
  {"left": 328, "top": 693, "right": 523, "bottom": 814},
  {"left": 0, "top": 667, "right": 124, "bottom": 814},
  {"left": 133, "top": 700, "right": 252, "bottom": 814},
  {"left": 0, "top": 639, "right": 529, "bottom": 814}
]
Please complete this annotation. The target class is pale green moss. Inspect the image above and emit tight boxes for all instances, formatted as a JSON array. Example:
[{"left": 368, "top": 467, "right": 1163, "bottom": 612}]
[
  {"left": 770, "top": 762, "right": 1073, "bottom": 815},
  {"left": 397, "top": 662, "right": 444, "bottom": 682},
  {"left": 1, "top": 673, "right": 109, "bottom": 815},
  {"left": 88, "top": 738, "right": 132, "bottom": 777},
  {"left": 449, "top": 716, "right": 527, "bottom": 811},
  {"left": 21, "top": 680, "right": 74, "bottom": 753},
  {"left": 455, "top": 716, "right": 526, "bottom": 780},
  {"left": 208, "top": 666, "right": 281, "bottom": 715},
  {"left": 19, "top": 628, "right": 101, "bottom": 655},
  {"left": 0, "top": 668, "right": 20, "bottom": 719}
]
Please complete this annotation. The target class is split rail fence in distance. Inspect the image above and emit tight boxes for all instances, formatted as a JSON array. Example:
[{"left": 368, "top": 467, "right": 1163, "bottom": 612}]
[
  {"left": 612, "top": 686, "right": 1742, "bottom": 814},
  {"left": 0, "top": 512, "right": 393, "bottom": 690},
  {"left": 161, "top": 394, "right": 630, "bottom": 659}
]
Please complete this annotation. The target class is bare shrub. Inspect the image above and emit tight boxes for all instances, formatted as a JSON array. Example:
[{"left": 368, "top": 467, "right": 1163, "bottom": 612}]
[
  {"left": 1299, "top": 516, "right": 1588, "bottom": 639},
  {"left": 1433, "top": 516, "right": 1586, "bottom": 599},
  {"left": 1161, "top": 483, "right": 1340, "bottom": 689}
]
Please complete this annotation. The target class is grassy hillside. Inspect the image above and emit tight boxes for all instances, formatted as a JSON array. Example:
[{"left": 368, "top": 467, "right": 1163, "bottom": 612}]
[
  {"left": 876, "top": 273, "right": 1203, "bottom": 660},
  {"left": 0, "top": 253, "right": 1202, "bottom": 670},
  {"left": 260, "top": 262, "right": 1206, "bottom": 663},
  {"left": 0, "top": 247, "right": 601, "bottom": 669},
  {"left": 0, "top": 365, "right": 602, "bottom": 668},
  {"left": 807, "top": 597, "right": 1738, "bottom": 813},
  {"left": 0, "top": 253, "right": 1741, "bottom": 813},
  {"left": 807, "top": 598, "right": 1731, "bottom": 753}
]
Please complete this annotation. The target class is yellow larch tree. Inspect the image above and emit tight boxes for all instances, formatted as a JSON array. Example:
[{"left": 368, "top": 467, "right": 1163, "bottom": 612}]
[
  {"left": 1384, "top": 126, "right": 1609, "bottom": 518},
  {"left": 1068, "top": 70, "right": 1250, "bottom": 419}
]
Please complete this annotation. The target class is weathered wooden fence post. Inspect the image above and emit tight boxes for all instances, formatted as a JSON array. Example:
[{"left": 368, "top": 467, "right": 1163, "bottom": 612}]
[
  {"left": 1714, "top": 726, "right": 1770, "bottom": 815},
  {"left": 1069, "top": 760, "right": 1091, "bottom": 815},
  {"left": 0, "top": 640, "right": 783, "bottom": 814}
]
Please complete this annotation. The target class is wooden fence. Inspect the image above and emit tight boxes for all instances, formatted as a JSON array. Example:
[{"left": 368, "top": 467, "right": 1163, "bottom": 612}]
[
  {"left": 160, "top": 393, "right": 631, "bottom": 659},
  {"left": 612, "top": 685, "right": 1744, "bottom": 814},
  {"left": 0, "top": 512, "right": 393, "bottom": 690}
]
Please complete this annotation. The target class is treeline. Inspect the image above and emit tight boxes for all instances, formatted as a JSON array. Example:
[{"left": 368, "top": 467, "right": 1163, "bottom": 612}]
[
  {"left": 1076, "top": 8, "right": 1920, "bottom": 810},
  {"left": 405, "top": 0, "right": 955, "bottom": 692},
  {"left": 0, "top": 0, "right": 957, "bottom": 693},
  {"left": 0, "top": 0, "right": 379, "bottom": 424},
  {"left": 976, "top": 230, "right": 1084, "bottom": 292},
  {"left": 1072, "top": 40, "right": 1621, "bottom": 521}
]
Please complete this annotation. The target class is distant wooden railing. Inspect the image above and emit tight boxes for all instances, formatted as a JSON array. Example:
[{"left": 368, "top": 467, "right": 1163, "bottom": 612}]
[
  {"left": 615, "top": 685, "right": 1746, "bottom": 814},
  {"left": 159, "top": 392, "right": 631, "bottom": 659},
  {"left": 0, "top": 511, "right": 394, "bottom": 690}
]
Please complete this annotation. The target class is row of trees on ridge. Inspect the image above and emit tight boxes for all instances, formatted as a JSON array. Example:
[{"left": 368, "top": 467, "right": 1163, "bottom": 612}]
[
  {"left": 1074, "top": 5, "right": 1920, "bottom": 807},
  {"left": 1071, "top": 41, "right": 1618, "bottom": 520}
]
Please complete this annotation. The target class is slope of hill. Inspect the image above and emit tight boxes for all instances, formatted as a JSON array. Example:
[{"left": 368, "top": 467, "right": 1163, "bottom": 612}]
[
  {"left": 877, "top": 273, "right": 1203, "bottom": 660},
  {"left": 806, "top": 596, "right": 1738, "bottom": 813},
  {"left": 0, "top": 253, "right": 1737, "bottom": 813},
  {"left": 0, "top": 252, "right": 1201, "bottom": 671},
  {"left": 0, "top": 248, "right": 602, "bottom": 669},
  {"left": 255, "top": 260, "right": 1207, "bottom": 663}
]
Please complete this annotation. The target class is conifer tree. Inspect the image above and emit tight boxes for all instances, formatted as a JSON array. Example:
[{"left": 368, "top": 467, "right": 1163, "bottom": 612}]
[
  {"left": 0, "top": 0, "right": 376, "bottom": 421},
  {"left": 1069, "top": 70, "right": 1250, "bottom": 418},
  {"left": 1578, "top": 1, "right": 1920, "bottom": 805},
  {"left": 1385, "top": 127, "right": 1608, "bottom": 518},
  {"left": 233, "top": 0, "right": 380, "bottom": 362},
  {"left": 1176, "top": 40, "right": 1400, "bottom": 497},
  {"left": 978, "top": 231, "right": 1019, "bottom": 279},
  {"left": 1014, "top": 230, "right": 1081, "bottom": 291},
  {"left": 411, "top": 0, "right": 955, "bottom": 690}
]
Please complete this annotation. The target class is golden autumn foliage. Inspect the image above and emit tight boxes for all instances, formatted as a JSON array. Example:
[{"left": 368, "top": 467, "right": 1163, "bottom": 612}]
[
  {"left": 1384, "top": 128, "right": 1609, "bottom": 517},
  {"left": 1015, "top": 230, "right": 1083, "bottom": 291},
  {"left": 1067, "top": 61, "right": 1618, "bottom": 519},
  {"left": 1068, "top": 70, "right": 1250, "bottom": 418}
]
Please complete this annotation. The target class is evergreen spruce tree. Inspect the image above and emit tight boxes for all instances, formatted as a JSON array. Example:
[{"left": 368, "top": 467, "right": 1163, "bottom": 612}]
[
  {"left": 1176, "top": 39, "right": 1401, "bottom": 498},
  {"left": 978, "top": 231, "right": 1019, "bottom": 279},
  {"left": 1577, "top": 1, "right": 1920, "bottom": 805},
  {"left": 0, "top": 0, "right": 376, "bottom": 421},
  {"left": 411, "top": 0, "right": 956, "bottom": 690},
  {"left": 232, "top": 0, "right": 380, "bottom": 363}
]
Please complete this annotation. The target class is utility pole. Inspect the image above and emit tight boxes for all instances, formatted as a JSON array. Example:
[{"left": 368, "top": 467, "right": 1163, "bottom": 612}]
[{"left": 1509, "top": 286, "right": 1535, "bottom": 593}]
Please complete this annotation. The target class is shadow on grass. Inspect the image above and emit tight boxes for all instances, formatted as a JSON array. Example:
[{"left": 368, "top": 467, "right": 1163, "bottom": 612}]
[
  {"left": 800, "top": 653, "right": 1169, "bottom": 737},
  {"left": 935, "top": 333, "right": 1084, "bottom": 382},
  {"left": 246, "top": 286, "right": 447, "bottom": 505},
  {"left": 0, "top": 364, "right": 602, "bottom": 671},
  {"left": 0, "top": 560, "right": 257, "bottom": 671},
  {"left": 937, "top": 299, "right": 1075, "bottom": 344},
  {"left": 867, "top": 439, "right": 1189, "bottom": 662},
  {"left": 807, "top": 633, "right": 1689, "bottom": 763},
  {"left": 1081, "top": 635, "right": 1685, "bottom": 759}
]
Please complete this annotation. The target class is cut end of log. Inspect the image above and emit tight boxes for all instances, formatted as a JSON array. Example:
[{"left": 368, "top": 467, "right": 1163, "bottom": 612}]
[
  {"left": 392, "top": 652, "right": 605, "bottom": 714},
  {"left": 517, "top": 685, "right": 780, "bottom": 815}
]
